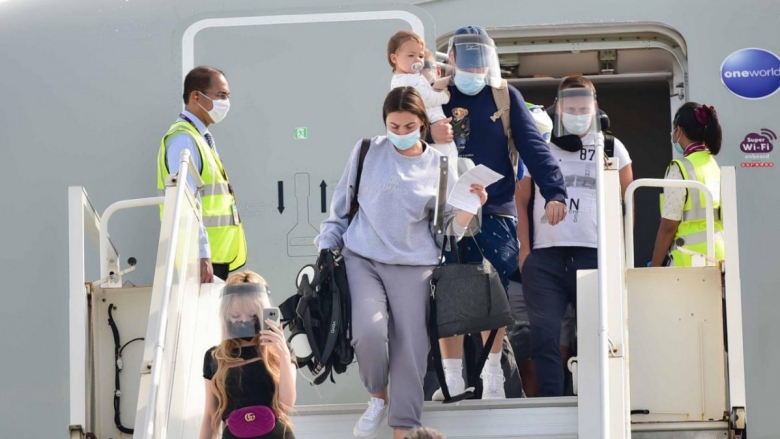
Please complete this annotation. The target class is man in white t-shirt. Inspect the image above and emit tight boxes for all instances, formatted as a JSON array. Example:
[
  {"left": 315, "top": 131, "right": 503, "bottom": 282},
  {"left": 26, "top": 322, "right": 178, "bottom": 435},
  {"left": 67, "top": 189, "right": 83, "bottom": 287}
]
[{"left": 515, "top": 76, "right": 634, "bottom": 397}]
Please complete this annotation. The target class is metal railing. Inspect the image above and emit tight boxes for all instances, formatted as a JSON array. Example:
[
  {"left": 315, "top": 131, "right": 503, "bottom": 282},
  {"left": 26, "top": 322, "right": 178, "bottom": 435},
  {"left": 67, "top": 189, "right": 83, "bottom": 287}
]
[
  {"left": 139, "top": 149, "right": 203, "bottom": 439},
  {"left": 594, "top": 135, "right": 611, "bottom": 438},
  {"left": 98, "top": 150, "right": 204, "bottom": 287},
  {"left": 623, "top": 178, "right": 716, "bottom": 268}
]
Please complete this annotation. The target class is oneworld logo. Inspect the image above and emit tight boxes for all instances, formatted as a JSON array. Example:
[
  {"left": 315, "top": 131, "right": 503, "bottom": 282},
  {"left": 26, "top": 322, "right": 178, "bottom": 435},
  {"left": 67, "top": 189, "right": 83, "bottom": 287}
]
[{"left": 720, "top": 48, "right": 780, "bottom": 99}]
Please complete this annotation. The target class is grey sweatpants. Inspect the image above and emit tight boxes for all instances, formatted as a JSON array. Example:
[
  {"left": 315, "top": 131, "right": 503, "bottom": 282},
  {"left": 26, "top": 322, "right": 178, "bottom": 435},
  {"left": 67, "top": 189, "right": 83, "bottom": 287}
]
[{"left": 342, "top": 248, "right": 433, "bottom": 429}]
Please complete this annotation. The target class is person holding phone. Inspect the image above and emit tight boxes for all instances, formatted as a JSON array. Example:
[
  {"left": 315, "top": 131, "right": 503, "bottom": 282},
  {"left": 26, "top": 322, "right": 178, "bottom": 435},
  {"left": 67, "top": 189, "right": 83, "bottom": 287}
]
[{"left": 199, "top": 271, "right": 296, "bottom": 439}]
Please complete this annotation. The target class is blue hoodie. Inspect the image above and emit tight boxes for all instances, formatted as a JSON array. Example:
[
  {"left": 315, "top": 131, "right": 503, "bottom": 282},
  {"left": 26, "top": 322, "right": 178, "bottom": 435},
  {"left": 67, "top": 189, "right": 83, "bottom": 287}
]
[{"left": 442, "top": 82, "right": 567, "bottom": 216}]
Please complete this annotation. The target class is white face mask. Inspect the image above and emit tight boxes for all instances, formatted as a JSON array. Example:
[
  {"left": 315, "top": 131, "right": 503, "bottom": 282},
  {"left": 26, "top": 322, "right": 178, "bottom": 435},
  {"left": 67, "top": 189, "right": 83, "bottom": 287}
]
[
  {"left": 561, "top": 113, "right": 593, "bottom": 135},
  {"left": 198, "top": 92, "right": 230, "bottom": 124}
]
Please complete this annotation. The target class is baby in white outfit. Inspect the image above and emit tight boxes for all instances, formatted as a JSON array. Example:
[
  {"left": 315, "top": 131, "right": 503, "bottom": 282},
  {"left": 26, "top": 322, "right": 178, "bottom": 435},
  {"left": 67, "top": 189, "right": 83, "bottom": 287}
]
[{"left": 387, "top": 31, "right": 458, "bottom": 163}]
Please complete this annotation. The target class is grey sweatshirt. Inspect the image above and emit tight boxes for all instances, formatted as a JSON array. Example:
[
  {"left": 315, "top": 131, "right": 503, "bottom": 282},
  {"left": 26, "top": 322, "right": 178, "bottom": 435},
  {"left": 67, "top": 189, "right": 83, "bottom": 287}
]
[{"left": 315, "top": 136, "right": 461, "bottom": 266}]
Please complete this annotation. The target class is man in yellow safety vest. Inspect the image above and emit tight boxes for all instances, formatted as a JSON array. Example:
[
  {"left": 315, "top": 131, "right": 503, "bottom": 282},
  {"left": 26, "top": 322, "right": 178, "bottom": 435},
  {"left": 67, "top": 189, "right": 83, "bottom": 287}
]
[{"left": 157, "top": 66, "right": 247, "bottom": 282}]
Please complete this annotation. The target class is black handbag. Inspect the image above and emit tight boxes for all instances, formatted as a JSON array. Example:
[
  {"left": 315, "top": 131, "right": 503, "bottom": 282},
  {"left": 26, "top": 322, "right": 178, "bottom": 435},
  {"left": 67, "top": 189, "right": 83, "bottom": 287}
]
[{"left": 428, "top": 156, "right": 514, "bottom": 403}]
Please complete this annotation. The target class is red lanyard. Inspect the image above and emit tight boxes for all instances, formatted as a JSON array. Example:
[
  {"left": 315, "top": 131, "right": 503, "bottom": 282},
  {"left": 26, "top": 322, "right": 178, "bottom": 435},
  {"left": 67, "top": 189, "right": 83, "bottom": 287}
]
[{"left": 683, "top": 142, "right": 707, "bottom": 156}]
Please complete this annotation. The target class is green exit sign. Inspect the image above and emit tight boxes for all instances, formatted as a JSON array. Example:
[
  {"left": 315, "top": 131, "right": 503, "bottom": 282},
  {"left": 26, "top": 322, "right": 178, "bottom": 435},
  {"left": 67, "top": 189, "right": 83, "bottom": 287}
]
[{"left": 294, "top": 127, "right": 308, "bottom": 140}]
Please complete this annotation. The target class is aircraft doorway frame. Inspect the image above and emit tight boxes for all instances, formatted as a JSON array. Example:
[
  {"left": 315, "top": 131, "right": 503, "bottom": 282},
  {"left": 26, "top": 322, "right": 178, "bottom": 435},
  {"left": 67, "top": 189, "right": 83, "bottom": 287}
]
[{"left": 436, "top": 22, "right": 689, "bottom": 125}]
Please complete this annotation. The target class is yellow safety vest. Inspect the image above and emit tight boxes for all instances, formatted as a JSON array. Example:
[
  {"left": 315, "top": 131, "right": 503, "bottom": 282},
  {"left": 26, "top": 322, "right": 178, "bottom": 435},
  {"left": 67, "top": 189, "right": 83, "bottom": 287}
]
[
  {"left": 157, "top": 121, "right": 247, "bottom": 271},
  {"left": 659, "top": 151, "right": 725, "bottom": 267}
]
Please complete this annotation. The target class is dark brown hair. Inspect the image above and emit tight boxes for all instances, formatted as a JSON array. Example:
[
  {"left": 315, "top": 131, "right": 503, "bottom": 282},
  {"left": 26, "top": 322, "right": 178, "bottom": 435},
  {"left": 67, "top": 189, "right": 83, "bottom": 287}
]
[
  {"left": 558, "top": 75, "right": 596, "bottom": 92},
  {"left": 183, "top": 65, "right": 225, "bottom": 104},
  {"left": 382, "top": 87, "right": 430, "bottom": 140},
  {"left": 674, "top": 102, "right": 722, "bottom": 155},
  {"left": 387, "top": 30, "right": 425, "bottom": 69}
]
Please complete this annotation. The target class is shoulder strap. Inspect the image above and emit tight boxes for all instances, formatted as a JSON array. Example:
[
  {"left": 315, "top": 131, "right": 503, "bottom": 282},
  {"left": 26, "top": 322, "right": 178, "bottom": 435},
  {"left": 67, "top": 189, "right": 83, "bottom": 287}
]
[
  {"left": 490, "top": 80, "right": 518, "bottom": 179},
  {"left": 604, "top": 131, "right": 615, "bottom": 158},
  {"left": 433, "top": 156, "right": 449, "bottom": 235},
  {"left": 354, "top": 138, "right": 371, "bottom": 195},
  {"left": 489, "top": 79, "right": 510, "bottom": 126},
  {"left": 348, "top": 139, "right": 371, "bottom": 223},
  {"left": 526, "top": 179, "right": 536, "bottom": 249}
]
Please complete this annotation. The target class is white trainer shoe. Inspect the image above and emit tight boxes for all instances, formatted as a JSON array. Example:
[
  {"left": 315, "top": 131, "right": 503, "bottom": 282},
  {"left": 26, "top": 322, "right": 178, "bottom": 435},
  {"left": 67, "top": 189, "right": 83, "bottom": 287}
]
[
  {"left": 353, "top": 397, "right": 388, "bottom": 438},
  {"left": 481, "top": 368, "right": 506, "bottom": 399},
  {"left": 432, "top": 374, "right": 467, "bottom": 401}
]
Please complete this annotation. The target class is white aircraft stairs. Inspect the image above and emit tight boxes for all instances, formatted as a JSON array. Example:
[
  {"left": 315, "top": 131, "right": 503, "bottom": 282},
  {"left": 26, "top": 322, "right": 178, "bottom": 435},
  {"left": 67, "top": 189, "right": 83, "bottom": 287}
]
[{"left": 67, "top": 150, "right": 747, "bottom": 439}]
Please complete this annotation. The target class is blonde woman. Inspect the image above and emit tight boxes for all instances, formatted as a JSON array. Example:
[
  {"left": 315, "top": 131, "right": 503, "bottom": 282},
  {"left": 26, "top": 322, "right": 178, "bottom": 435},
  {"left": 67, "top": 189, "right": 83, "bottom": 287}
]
[{"left": 199, "top": 271, "right": 297, "bottom": 439}]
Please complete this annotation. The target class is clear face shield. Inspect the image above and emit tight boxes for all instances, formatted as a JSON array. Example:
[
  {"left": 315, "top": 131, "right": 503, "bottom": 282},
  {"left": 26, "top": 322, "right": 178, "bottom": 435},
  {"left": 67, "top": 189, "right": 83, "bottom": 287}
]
[
  {"left": 447, "top": 33, "right": 502, "bottom": 94},
  {"left": 554, "top": 88, "right": 602, "bottom": 138},
  {"left": 420, "top": 59, "right": 439, "bottom": 84},
  {"left": 219, "top": 283, "right": 272, "bottom": 343}
]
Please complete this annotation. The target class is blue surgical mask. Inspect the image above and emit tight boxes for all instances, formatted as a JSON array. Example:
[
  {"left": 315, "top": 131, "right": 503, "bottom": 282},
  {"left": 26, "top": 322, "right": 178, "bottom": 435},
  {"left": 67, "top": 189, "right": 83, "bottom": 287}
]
[
  {"left": 672, "top": 128, "right": 683, "bottom": 154},
  {"left": 453, "top": 69, "right": 487, "bottom": 96},
  {"left": 387, "top": 129, "right": 420, "bottom": 151}
]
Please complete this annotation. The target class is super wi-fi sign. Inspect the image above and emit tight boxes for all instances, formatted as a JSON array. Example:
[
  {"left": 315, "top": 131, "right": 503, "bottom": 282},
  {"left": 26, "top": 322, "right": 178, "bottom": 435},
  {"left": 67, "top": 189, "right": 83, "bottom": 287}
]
[{"left": 740, "top": 128, "right": 776, "bottom": 153}]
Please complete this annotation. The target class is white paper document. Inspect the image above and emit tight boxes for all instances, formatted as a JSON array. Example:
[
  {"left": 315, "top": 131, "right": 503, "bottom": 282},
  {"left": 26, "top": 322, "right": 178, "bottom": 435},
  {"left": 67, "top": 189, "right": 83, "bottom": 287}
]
[{"left": 446, "top": 165, "right": 504, "bottom": 214}]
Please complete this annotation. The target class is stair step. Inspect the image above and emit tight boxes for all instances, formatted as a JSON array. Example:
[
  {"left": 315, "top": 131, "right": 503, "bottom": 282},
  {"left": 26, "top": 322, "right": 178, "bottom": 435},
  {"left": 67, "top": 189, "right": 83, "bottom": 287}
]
[{"left": 292, "top": 397, "right": 578, "bottom": 439}]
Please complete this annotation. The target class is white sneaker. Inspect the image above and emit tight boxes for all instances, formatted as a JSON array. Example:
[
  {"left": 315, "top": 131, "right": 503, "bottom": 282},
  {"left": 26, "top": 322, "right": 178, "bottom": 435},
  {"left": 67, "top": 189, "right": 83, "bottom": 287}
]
[
  {"left": 432, "top": 374, "right": 466, "bottom": 401},
  {"left": 481, "top": 368, "right": 506, "bottom": 400},
  {"left": 353, "top": 397, "right": 388, "bottom": 438}
]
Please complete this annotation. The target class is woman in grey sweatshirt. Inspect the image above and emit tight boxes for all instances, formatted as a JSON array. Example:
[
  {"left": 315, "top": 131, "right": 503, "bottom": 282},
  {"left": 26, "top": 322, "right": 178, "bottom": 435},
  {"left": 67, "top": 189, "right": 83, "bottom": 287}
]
[{"left": 315, "top": 87, "right": 486, "bottom": 439}]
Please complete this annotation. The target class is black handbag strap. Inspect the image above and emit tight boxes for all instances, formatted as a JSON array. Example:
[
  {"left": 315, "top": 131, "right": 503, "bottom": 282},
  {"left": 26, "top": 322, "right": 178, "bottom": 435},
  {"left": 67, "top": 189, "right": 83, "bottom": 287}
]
[
  {"left": 458, "top": 238, "right": 469, "bottom": 263},
  {"left": 473, "top": 329, "right": 499, "bottom": 396},
  {"left": 428, "top": 153, "right": 502, "bottom": 402},
  {"left": 428, "top": 293, "right": 472, "bottom": 402},
  {"left": 439, "top": 229, "right": 493, "bottom": 268},
  {"left": 428, "top": 290, "right": 499, "bottom": 403},
  {"left": 438, "top": 235, "right": 459, "bottom": 264}
]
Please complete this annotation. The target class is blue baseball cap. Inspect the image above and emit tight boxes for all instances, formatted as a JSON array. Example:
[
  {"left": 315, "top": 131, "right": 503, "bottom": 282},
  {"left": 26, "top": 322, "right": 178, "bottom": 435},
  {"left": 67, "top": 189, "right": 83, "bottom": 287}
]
[
  {"left": 454, "top": 25, "right": 489, "bottom": 37},
  {"left": 451, "top": 25, "right": 494, "bottom": 69}
]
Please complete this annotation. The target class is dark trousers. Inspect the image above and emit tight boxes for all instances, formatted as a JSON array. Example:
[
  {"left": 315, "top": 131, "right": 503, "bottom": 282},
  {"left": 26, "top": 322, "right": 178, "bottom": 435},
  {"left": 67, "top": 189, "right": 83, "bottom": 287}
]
[
  {"left": 212, "top": 263, "right": 230, "bottom": 282},
  {"left": 522, "top": 246, "right": 597, "bottom": 397}
]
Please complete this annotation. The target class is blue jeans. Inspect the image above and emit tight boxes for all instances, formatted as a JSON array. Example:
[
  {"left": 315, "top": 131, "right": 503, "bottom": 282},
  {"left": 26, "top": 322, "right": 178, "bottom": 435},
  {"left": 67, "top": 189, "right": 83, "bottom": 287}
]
[
  {"left": 446, "top": 214, "right": 519, "bottom": 293},
  {"left": 521, "top": 246, "right": 597, "bottom": 397}
]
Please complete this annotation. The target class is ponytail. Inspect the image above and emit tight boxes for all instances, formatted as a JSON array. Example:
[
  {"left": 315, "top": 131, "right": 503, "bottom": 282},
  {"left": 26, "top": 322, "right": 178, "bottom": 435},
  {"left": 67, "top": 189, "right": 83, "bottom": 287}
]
[
  {"left": 699, "top": 105, "right": 722, "bottom": 155},
  {"left": 673, "top": 102, "right": 723, "bottom": 155}
]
